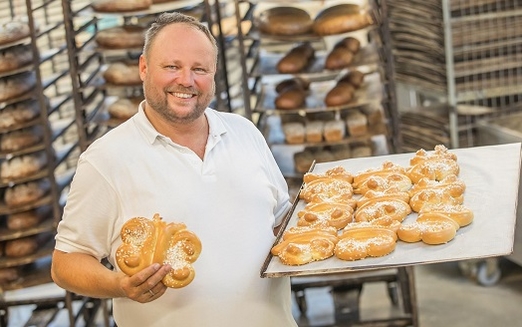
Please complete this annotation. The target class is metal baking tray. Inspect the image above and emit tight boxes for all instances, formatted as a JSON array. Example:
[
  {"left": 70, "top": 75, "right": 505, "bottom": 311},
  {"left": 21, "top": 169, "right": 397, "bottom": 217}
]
[{"left": 261, "top": 142, "right": 521, "bottom": 278}]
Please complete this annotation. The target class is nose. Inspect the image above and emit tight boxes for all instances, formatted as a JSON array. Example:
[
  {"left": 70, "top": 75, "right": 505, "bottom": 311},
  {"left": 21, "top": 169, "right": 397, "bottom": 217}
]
[{"left": 177, "top": 68, "right": 194, "bottom": 87}]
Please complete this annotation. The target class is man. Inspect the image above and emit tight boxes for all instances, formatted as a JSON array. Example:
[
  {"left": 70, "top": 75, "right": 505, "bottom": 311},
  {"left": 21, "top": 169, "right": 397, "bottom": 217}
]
[{"left": 51, "top": 12, "right": 297, "bottom": 327}]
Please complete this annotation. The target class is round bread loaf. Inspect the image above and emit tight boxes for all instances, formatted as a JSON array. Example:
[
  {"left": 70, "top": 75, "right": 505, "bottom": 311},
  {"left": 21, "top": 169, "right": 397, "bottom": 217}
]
[
  {"left": 108, "top": 97, "right": 142, "bottom": 120},
  {"left": 0, "top": 98, "right": 40, "bottom": 129},
  {"left": 0, "top": 20, "right": 30, "bottom": 46},
  {"left": 91, "top": 0, "right": 152, "bottom": 13},
  {"left": 4, "top": 179, "right": 50, "bottom": 208},
  {"left": 7, "top": 206, "right": 49, "bottom": 230},
  {"left": 313, "top": 4, "right": 373, "bottom": 36},
  {"left": 0, "top": 72, "right": 36, "bottom": 102},
  {"left": 95, "top": 26, "right": 146, "bottom": 49},
  {"left": 257, "top": 6, "right": 313, "bottom": 36},
  {"left": 1, "top": 151, "right": 47, "bottom": 180},
  {"left": 0, "top": 126, "right": 44, "bottom": 152},
  {"left": 0, "top": 44, "right": 33, "bottom": 74},
  {"left": 103, "top": 62, "right": 141, "bottom": 85}
]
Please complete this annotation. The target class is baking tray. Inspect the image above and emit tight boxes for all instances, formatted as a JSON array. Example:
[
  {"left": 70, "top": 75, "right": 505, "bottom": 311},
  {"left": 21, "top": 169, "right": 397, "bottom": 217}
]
[{"left": 261, "top": 142, "right": 521, "bottom": 278}]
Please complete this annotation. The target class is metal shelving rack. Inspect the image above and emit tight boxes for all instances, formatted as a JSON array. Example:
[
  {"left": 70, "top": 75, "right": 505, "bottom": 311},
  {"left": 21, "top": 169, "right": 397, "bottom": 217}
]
[
  {"left": 383, "top": 0, "right": 522, "bottom": 150},
  {"left": 0, "top": 0, "right": 89, "bottom": 325}
]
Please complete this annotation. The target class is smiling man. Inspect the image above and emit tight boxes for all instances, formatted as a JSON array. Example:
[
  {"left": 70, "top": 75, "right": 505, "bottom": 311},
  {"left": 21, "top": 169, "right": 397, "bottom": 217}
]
[{"left": 51, "top": 12, "right": 298, "bottom": 327}]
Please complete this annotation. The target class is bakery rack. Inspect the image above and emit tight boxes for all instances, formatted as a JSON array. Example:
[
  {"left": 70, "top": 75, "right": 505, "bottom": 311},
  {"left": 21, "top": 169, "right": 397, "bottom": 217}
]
[
  {"left": 0, "top": 0, "right": 103, "bottom": 325},
  {"left": 381, "top": 0, "right": 522, "bottom": 150}
]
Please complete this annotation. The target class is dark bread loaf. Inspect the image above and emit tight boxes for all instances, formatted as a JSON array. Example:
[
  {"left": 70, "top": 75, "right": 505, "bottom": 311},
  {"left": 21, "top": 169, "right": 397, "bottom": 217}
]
[
  {"left": 325, "top": 83, "right": 355, "bottom": 107},
  {"left": 313, "top": 4, "right": 372, "bottom": 36},
  {"left": 277, "top": 42, "right": 315, "bottom": 74},
  {"left": 274, "top": 77, "right": 310, "bottom": 110},
  {"left": 92, "top": 0, "right": 152, "bottom": 12},
  {"left": 95, "top": 26, "right": 146, "bottom": 49},
  {"left": 325, "top": 47, "right": 354, "bottom": 70},
  {"left": 257, "top": 7, "right": 313, "bottom": 36}
]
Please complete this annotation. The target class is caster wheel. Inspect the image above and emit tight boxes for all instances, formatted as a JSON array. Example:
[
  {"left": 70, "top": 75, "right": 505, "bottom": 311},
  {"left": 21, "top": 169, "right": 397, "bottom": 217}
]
[{"left": 476, "top": 260, "right": 501, "bottom": 286}]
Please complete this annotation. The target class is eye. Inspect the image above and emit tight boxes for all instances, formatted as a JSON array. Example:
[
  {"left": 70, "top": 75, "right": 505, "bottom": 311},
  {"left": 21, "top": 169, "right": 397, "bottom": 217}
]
[
  {"left": 193, "top": 67, "right": 207, "bottom": 74},
  {"left": 165, "top": 65, "right": 179, "bottom": 70}
]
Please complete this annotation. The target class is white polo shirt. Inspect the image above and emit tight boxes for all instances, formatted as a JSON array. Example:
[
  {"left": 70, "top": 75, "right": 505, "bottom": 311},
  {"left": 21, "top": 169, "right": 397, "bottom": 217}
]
[{"left": 55, "top": 104, "right": 297, "bottom": 327}]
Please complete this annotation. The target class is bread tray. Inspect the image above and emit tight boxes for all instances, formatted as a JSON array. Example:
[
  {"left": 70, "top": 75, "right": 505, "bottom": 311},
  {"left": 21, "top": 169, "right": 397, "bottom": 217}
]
[{"left": 261, "top": 142, "right": 521, "bottom": 278}]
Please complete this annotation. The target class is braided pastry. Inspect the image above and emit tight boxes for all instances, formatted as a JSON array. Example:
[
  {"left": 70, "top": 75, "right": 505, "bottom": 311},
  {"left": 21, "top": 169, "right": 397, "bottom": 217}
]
[
  {"left": 303, "top": 166, "right": 353, "bottom": 184},
  {"left": 419, "top": 203, "right": 474, "bottom": 227},
  {"left": 397, "top": 212, "right": 460, "bottom": 245},
  {"left": 409, "top": 183, "right": 465, "bottom": 212},
  {"left": 116, "top": 213, "right": 202, "bottom": 288},
  {"left": 300, "top": 177, "right": 354, "bottom": 205},
  {"left": 354, "top": 198, "right": 412, "bottom": 223},
  {"left": 335, "top": 226, "right": 397, "bottom": 261},
  {"left": 357, "top": 186, "right": 410, "bottom": 209},
  {"left": 297, "top": 202, "right": 354, "bottom": 230},
  {"left": 407, "top": 145, "right": 459, "bottom": 183},
  {"left": 409, "top": 174, "right": 465, "bottom": 197},
  {"left": 271, "top": 227, "right": 339, "bottom": 265}
]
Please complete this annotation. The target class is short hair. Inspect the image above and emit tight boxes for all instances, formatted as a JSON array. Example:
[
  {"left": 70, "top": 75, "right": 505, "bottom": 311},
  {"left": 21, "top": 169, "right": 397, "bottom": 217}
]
[{"left": 142, "top": 12, "right": 218, "bottom": 62}]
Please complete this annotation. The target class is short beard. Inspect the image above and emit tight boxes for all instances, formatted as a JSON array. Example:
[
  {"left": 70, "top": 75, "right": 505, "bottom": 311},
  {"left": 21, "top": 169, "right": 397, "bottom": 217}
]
[{"left": 143, "top": 82, "right": 215, "bottom": 124}]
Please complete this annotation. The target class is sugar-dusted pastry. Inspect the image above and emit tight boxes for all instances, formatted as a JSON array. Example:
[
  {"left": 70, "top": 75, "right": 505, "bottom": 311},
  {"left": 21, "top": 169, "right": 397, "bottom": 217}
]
[
  {"left": 409, "top": 183, "right": 465, "bottom": 212},
  {"left": 409, "top": 174, "right": 465, "bottom": 197},
  {"left": 354, "top": 198, "right": 411, "bottom": 223},
  {"left": 116, "top": 213, "right": 202, "bottom": 288},
  {"left": 271, "top": 226, "right": 339, "bottom": 265},
  {"left": 419, "top": 203, "right": 474, "bottom": 227},
  {"left": 353, "top": 161, "right": 411, "bottom": 194},
  {"left": 356, "top": 186, "right": 410, "bottom": 209},
  {"left": 397, "top": 212, "right": 460, "bottom": 245},
  {"left": 303, "top": 166, "right": 353, "bottom": 184},
  {"left": 297, "top": 201, "right": 354, "bottom": 229},
  {"left": 335, "top": 226, "right": 397, "bottom": 261},
  {"left": 300, "top": 177, "right": 354, "bottom": 204},
  {"left": 407, "top": 145, "right": 460, "bottom": 183},
  {"left": 343, "top": 215, "right": 401, "bottom": 233}
]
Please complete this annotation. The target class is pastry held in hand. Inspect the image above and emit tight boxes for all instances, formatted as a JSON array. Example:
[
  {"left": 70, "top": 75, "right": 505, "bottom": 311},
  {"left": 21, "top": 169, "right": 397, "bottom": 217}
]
[{"left": 116, "top": 213, "right": 202, "bottom": 288}]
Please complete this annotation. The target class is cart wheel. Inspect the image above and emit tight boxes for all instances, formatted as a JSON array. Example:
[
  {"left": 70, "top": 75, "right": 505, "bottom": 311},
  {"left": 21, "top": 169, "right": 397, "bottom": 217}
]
[
  {"left": 386, "top": 282, "right": 399, "bottom": 306},
  {"left": 476, "top": 260, "right": 501, "bottom": 287}
]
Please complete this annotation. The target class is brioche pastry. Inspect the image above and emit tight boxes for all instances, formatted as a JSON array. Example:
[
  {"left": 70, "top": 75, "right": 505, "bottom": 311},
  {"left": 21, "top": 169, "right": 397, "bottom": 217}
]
[
  {"left": 354, "top": 198, "right": 411, "bottom": 223},
  {"left": 409, "top": 144, "right": 458, "bottom": 166},
  {"left": 335, "top": 226, "right": 397, "bottom": 261},
  {"left": 357, "top": 186, "right": 410, "bottom": 208},
  {"left": 409, "top": 183, "right": 465, "bottom": 212},
  {"left": 297, "top": 202, "right": 354, "bottom": 229},
  {"left": 419, "top": 203, "right": 474, "bottom": 227},
  {"left": 303, "top": 166, "right": 353, "bottom": 184},
  {"left": 409, "top": 174, "right": 465, "bottom": 197},
  {"left": 354, "top": 173, "right": 412, "bottom": 195},
  {"left": 116, "top": 213, "right": 202, "bottom": 288},
  {"left": 300, "top": 177, "right": 354, "bottom": 204},
  {"left": 271, "top": 227, "right": 339, "bottom": 265},
  {"left": 343, "top": 215, "right": 401, "bottom": 233},
  {"left": 353, "top": 161, "right": 407, "bottom": 186},
  {"left": 397, "top": 212, "right": 460, "bottom": 245}
]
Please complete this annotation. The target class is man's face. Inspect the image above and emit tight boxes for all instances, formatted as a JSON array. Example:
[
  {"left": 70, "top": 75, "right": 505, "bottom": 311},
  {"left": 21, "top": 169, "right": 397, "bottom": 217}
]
[{"left": 139, "top": 23, "right": 217, "bottom": 124}]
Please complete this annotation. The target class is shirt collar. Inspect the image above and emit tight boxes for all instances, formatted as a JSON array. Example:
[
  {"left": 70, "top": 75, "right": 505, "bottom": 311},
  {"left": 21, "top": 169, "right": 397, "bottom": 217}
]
[{"left": 133, "top": 100, "right": 227, "bottom": 145}]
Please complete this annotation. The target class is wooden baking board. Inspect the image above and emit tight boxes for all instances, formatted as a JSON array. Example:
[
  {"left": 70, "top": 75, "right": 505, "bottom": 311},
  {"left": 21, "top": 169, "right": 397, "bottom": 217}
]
[{"left": 261, "top": 142, "right": 522, "bottom": 278}]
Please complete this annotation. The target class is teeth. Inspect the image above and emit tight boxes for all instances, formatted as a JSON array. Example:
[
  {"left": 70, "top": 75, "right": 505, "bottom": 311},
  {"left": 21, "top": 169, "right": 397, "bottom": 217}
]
[{"left": 173, "top": 92, "right": 193, "bottom": 99}]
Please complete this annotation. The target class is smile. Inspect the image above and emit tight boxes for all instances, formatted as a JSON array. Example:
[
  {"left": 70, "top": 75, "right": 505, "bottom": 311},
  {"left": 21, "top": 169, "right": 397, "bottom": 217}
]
[{"left": 172, "top": 92, "right": 194, "bottom": 99}]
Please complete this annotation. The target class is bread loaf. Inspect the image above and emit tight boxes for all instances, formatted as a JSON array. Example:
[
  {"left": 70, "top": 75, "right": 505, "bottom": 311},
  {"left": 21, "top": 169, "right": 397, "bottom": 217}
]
[
  {"left": 0, "top": 44, "right": 33, "bottom": 73},
  {"left": 345, "top": 110, "right": 368, "bottom": 136},
  {"left": 0, "top": 20, "right": 30, "bottom": 46},
  {"left": 4, "top": 235, "right": 40, "bottom": 257},
  {"left": 4, "top": 179, "right": 50, "bottom": 208},
  {"left": 313, "top": 4, "right": 373, "bottom": 36},
  {"left": 275, "top": 88, "right": 307, "bottom": 110},
  {"left": 108, "top": 97, "right": 142, "bottom": 120},
  {"left": 283, "top": 122, "right": 305, "bottom": 144},
  {"left": 324, "top": 83, "right": 355, "bottom": 107},
  {"left": 325, "top": 47, "right": 354, "bottom": 70},
  {"left": 0, "top": 72, "right": 36, "bottom": 102},
  {"left": 323, "top": 120, "right": 346, "bottom": 142},
  {"left": 1, "top": 151, "right": 47, "bottom": 180},
  {"left": 7, "top": 206, "right": 50, "bottom": 230},
  {"left": 276, "top": 42, "right": 315, "bottom": 74},
  {"left": 0, "top": 99, "right": 40, "bottom": 129},
  {"left": 0, "top": 126, "right": 44, "bottom": 152},
  {"left": 334, "top": 37, "right": 361, "bottom": 53},
  {"left": 305, "top": 121, "right": 324, "bottom": 143},
  {"left": 257, "top": 7, "right": 313, "bottom": 36},
  {"left": 275, "top": 77, "right": 310, "bottom": 93},
  {"left": 95, "top": 26, "right": 146, "bottom": 49},
  {"left": 103, "top": 62, "right": 141, "bottom": 85},
  {"left": 92, "top": 0, "right": 152, "bottom": 12}
]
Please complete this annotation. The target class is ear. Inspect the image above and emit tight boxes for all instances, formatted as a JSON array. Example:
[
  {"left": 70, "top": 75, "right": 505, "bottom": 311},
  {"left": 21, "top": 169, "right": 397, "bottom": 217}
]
[{"left": 139, "top": 55, "right": 147, "bottom": 81}]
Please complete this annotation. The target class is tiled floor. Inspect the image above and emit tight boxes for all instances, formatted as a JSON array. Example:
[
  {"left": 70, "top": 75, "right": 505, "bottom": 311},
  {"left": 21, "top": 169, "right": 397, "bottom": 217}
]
[{"left": 4, "top": 257, "right": 522, "bottom": 326}]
